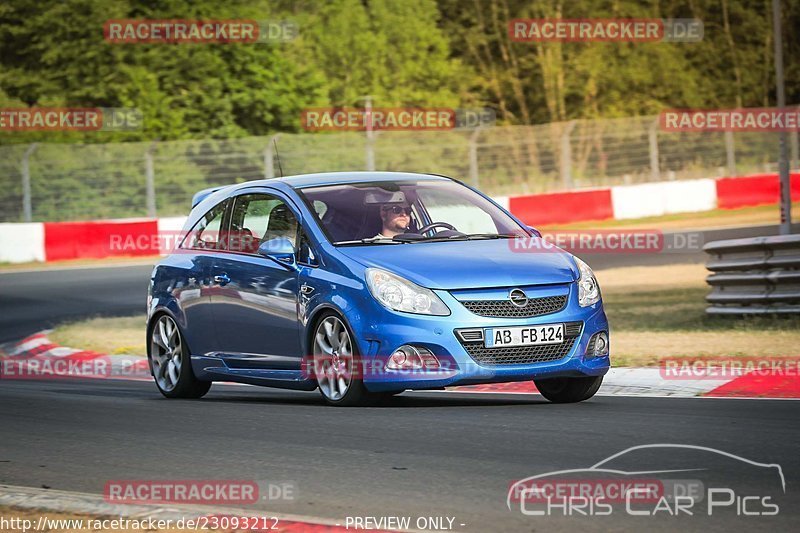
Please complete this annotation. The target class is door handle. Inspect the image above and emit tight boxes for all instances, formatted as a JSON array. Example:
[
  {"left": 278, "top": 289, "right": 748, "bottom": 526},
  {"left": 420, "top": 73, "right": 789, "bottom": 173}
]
[
  {"left": 214, "top": 273, "right": 231, "bottom": 285},
  {"left": 300, "top": 284, "right": 315, "bottom": 295}
]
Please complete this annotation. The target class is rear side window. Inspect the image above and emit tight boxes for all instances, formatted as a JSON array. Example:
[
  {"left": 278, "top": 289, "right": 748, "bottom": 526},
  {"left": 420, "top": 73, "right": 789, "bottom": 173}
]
[
  {"left": 228, "top": 194, "right": 299, "bottom": 254},
  {"left": 182, "top": 201, "right": 228, "bottom": 250}
]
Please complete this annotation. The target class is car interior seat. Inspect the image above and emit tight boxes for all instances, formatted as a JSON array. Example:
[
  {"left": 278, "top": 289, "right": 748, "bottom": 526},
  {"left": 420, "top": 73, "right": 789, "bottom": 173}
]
[{"left": 264, "top": 204, "right": 298, "bottom": 247}]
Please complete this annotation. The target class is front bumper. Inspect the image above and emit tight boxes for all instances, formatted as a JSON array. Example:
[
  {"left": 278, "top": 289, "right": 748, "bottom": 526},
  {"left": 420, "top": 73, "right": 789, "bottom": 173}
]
[{"left": 348, "top": 283, "right": 610, "bottom": 392}]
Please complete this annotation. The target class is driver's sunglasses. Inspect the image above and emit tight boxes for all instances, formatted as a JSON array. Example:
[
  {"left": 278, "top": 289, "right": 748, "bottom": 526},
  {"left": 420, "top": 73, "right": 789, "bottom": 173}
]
[{"left": 383, "top": 206, "right": 411, "bottom": 215}]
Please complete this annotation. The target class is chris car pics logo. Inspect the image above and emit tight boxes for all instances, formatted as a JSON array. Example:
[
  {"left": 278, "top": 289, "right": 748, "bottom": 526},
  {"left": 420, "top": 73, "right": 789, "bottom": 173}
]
[{"left": 508, "top": 444, "right": 785, "bottom": 517}]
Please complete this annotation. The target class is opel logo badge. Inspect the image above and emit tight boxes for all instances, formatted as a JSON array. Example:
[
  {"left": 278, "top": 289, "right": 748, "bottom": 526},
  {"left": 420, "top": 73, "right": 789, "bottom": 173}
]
[{"left": 509, "top": 289, "right": 528, "bottom": 308}]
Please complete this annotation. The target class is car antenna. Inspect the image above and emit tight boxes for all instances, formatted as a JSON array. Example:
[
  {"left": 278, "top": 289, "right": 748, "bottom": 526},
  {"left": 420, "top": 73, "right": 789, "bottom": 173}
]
[{"left": 273, "top": 138, "right": 284, "bottom": 178}]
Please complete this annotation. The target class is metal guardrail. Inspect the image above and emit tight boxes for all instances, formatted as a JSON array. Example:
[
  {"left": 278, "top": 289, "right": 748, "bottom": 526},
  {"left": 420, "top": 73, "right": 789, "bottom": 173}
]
[{"left": 704, "top": 234, "right": 800, "bottom": 314}]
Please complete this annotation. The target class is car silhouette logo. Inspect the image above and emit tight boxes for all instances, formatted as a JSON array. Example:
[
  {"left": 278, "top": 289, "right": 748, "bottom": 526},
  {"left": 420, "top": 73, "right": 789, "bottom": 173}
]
[
  {"left": 507, "top": 443, "right": 786, "bottom": 512},
  {"left": 509, "top": 289, "right": 528, "bottom": 308}
]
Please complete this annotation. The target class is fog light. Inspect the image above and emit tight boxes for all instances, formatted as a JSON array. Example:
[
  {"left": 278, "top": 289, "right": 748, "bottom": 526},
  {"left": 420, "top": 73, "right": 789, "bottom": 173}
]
[
  {"left": 586, "top": 331, "right": 609, "bottom": 358},
  {"left": 386, "top": 345, "right": 440, "bottom": 370},
  {"left": 390, "top": 350, "right": 408, "bottom": 367}
]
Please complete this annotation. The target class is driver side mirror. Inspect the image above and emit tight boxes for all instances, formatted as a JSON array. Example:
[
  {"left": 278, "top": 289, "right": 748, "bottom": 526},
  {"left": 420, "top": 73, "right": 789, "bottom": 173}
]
[
  {"left": 257, "top": 237, "right": 299, "bottom": 271},
  {"left": 527, "top": 225, "right": 542, "bottom": 238}
]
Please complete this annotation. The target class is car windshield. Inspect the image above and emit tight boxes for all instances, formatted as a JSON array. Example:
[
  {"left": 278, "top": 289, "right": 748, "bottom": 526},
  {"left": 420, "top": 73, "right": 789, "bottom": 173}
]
[{"left": 297, "top": 179, "right": 527, "bottom": 245}]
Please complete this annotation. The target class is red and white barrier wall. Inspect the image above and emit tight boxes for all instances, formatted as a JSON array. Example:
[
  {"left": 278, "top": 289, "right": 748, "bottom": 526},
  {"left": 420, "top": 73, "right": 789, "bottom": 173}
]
[
  {"left": 1, "top": 172, "right": 798, "bottom": 264},
  {"left": 510, "top": 172, "right": 799, "bottom": 227},
  {"left": 0, "top": 217, "right": 188, "bottom": 264}
]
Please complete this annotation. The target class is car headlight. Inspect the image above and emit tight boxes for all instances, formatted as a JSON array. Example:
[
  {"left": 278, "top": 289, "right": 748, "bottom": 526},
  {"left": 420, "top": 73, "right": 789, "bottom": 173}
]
[
  {"left": 365, "top": 268, "right": 450, "bottom": 316},
  {"left": 575, "top": 256, "right": 601, "bottom": 307}
]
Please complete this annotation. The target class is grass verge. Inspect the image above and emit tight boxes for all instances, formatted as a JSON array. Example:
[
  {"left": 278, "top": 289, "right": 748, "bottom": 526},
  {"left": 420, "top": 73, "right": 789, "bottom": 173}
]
[
  {"left": 597, "top": 264, "right": 800, "bottom": 366},
  {"left": 49, "top": 316, "right": 147, "bottom": 356}
]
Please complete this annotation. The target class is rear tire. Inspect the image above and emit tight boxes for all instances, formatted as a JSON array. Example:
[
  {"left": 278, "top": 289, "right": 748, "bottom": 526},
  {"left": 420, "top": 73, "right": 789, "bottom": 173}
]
[
  {"left": 534, "top": 376, "right": 602, "bottom": 403},
  {"left": 148, "top": 314, "right": 211, "bottom": 399}
]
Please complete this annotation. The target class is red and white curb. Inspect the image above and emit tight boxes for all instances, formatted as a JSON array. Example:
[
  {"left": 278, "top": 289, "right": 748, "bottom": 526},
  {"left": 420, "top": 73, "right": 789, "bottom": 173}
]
[
  {"left": 3, "top": 332, "right": 798, "bottom": 398},
  {"left": 0, "top": 331, "right": 150, "bottom": 381},
  {"left": 0, "top": 484, "right": 399, "bottom": 533},
  {"left": 449, "top": 366, "right": 800, "bottom": 399}
]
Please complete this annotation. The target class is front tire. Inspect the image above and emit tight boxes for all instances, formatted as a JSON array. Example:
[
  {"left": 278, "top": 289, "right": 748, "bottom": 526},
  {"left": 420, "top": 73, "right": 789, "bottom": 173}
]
[
  {"left": 312, "top": 312, "right": 377, "bottom": 407},
  {"left": 148, "top": 314, "right": 211, "bottom": 399},
  {"left": 534, "top": 376, "right": 602, "bottom": 403}
]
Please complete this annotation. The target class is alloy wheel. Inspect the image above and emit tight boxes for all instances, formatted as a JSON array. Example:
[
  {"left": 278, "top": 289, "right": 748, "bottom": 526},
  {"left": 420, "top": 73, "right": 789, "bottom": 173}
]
[
  {"left": 313, "top": 316, "right": 354, "bottom": 401},
  {"left": 150, "top": 315, "right": 183, "bottom": 392}
]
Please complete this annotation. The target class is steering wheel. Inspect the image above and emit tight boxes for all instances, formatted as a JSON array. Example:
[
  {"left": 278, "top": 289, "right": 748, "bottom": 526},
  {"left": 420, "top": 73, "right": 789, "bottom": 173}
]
[{"left": 417, "top": 222, "right": 456, "bottom": 234}]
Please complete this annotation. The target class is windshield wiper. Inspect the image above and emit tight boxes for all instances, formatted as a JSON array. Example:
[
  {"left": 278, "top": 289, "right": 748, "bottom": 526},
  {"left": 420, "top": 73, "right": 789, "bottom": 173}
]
[
  {"left": 392, "top": 233, "right": 517, "bottom": 244},
  {"left": 335, "top": 237, "right": 405, "bottom": 246},
  {"left": 461, "top": 233, "right": 518, "bottom": 240},
  {"left": 342, "top": 233, "right": 520, "bottom": 245}
]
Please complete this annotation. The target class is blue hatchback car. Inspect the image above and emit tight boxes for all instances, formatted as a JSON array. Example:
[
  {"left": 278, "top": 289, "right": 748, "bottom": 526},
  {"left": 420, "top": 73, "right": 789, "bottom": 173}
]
[{"left": 147, "top": 172, "right": 609, "bottom": 406}]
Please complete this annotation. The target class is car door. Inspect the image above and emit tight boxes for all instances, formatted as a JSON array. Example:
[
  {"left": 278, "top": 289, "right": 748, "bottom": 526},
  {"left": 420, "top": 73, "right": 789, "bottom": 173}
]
[
  {"left": 208, "top": 191, "right": 303, "bottom": 369},
  {"left": 174, "top": 198, "right": 230, "bottom": 356}
]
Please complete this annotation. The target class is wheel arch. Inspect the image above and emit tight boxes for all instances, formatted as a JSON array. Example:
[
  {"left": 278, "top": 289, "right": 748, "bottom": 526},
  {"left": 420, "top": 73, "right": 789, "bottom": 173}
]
[{"left": 304, "top": 303, "right": 367, "bottom": 359}]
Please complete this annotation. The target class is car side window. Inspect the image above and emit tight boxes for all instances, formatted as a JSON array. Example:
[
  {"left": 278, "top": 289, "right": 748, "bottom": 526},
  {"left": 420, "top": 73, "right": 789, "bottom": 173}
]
[
  {"left": 182, "top": 201, "right": 228, "bottom": 250},
  {"left": 228, "top": 194, "right": 299, "bottom": 254}
]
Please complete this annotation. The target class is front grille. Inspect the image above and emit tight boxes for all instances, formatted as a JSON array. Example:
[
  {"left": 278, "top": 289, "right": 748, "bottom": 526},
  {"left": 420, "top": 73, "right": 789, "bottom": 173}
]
[
  {"left": 456, "top": 321, "right": 583, "bottom": 366},
  {"left": 461, "top": 294, "right": 567, "bottom": 318},
  {"left": 459, "top": 330, "right": 483, "bottom": 342}
]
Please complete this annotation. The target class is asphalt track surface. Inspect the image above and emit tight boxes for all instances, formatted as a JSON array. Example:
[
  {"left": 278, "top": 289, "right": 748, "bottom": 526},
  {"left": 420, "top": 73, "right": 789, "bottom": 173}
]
[
  {"left": 0, "top": 379, "right": 798, "bottom": 531},
  {"left": 1, "top": 223, "right": 799, "bottom": 532}
]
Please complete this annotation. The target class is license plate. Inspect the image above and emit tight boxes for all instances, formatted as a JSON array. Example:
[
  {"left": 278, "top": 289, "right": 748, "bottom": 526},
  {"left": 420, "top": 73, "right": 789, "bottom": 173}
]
[{"left": 484, "top": 323, "right": 564, "bottom": 348}]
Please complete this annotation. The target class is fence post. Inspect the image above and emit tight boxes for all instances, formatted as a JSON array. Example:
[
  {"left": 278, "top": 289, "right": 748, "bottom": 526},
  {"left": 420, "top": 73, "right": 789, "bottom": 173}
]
[
  {"left": 365, "top": 133, "right": 376, "bottom": 171},
  {"left": 468, "top": 127, "right": 482, "bottom": 188},
  {"left": 560, "top": 121, "right": 577, "bottom": 189},
  {"left": 648, "top": 119, "right": 661, "bottom": 181},
  {"left": 145, "top": 142, "right": 157, "bottom": 218},
  {"left": 724, "top": 131, "right": 736, "bottom": 176},
  {"left": 265, "top": 133, "right": 282, "bottom": 178},
  {"left": 364, "top": 96, "right": 376, "bottom": 171},
  {"left": 21, "top": 143, "right": 38, "bottom": 222}
]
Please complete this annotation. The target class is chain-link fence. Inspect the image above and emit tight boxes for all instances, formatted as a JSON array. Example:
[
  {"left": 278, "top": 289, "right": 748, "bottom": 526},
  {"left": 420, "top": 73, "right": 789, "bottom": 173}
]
[{"left": 1, "top": 114, "right": 798, "bottom": 222}]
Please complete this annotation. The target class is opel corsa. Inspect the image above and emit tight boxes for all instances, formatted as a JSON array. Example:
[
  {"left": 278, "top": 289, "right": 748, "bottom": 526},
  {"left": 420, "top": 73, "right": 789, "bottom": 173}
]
[{"left": 147, "top": 172, "right": 610, "bottom": 405}]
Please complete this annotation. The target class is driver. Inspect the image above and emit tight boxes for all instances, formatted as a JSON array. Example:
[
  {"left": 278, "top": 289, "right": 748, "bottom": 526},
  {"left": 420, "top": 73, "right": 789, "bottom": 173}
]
[{"left": 375, "top": 202, "right": 411, "bottom": 238}]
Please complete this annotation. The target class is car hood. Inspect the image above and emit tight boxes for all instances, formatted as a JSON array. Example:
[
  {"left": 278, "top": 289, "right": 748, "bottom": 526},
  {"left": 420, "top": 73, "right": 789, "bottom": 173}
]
[{"left": 338, "top": 239, "right": 578, "bottom": 289}]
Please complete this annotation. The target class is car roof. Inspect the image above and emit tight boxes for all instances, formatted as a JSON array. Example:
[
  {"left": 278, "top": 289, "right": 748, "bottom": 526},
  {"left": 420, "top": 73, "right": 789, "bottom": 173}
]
[
  {"left": 266, "top": 171, "right": 452, "bottom": 189},
  {"left": 190, "top": 172, "right": 455, "bottom": 214}
]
